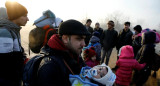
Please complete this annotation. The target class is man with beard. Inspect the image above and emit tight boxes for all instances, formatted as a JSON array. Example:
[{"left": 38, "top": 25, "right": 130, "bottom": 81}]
[{"left": 36, "top": 19, "right": 90, "bottom": 86}]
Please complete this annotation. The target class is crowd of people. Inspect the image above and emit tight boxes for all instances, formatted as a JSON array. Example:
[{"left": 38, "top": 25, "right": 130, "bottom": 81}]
[{"left": 0, "top": 1, "right": 160, "bottom": 86}]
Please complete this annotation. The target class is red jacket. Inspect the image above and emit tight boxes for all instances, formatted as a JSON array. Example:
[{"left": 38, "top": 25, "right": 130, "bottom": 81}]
[{"left": 115, "top": 45, "right": 146, "bottom": 86}]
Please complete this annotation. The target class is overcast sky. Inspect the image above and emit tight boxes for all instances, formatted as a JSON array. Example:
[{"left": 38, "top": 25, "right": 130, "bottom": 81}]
[{"left": 1, "top": 0, "right": 160, "bottom": 29}]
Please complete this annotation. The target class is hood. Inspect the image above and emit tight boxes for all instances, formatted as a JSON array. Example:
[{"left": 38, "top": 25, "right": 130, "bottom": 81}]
[
  {"left": 47, "top": 34, "right": 67, "bottom": 51},
  {"left": 90, "top": 36, "right": 100, "bottom": 43},
  {"left": 118, "top": 45, "right": 134, "bottom": 59},
  {"left": 0, "top": 18, "right": 21, "bottom": 32},
  {"left": 47, "top": 34, "right": 80, "bottom": 64},
  {"left": 142, "top": 31, "right": 156, "bottom": 44}
]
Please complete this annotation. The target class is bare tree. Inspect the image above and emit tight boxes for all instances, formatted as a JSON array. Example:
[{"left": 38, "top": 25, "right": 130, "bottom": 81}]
[
  {"left": 79, "top": 11, "right": 132, "bottom": 32},
  {"left": 105, "top": 11, "right": 130, "bottom": 32}
]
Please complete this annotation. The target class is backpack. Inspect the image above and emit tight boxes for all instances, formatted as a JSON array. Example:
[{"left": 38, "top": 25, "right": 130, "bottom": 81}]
[
  {"left": 29, "top": 25, "right": 57, "bottom": 53},
  {"left": 23, "top": 53, "right": 78, "bottom": 86},
  {"left": 29, "top": 10, "right": 56, "bottom": 54},
  {"left": 23, "top": 54, "right": 46, "bottom": 86}
]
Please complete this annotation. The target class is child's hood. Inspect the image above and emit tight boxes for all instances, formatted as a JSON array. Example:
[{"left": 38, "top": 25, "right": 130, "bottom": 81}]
[
  {"left": 118, "top": 45, "right": 134, "bottom": 59},
  {"left": 90, "top": 36, "right": 100, "bottom": 43}
]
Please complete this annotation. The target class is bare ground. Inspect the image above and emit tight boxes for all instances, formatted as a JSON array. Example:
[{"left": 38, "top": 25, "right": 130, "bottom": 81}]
[{"left": 21, "top": 24, "right": 160, "bottom": 86}]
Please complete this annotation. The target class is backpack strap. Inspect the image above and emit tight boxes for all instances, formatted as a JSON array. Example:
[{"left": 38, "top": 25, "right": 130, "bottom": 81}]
[
  {"left": 63, "top": 59, "right": 75, "bottom": 75},
  {"left": 42, "top": 25, "right": 56, "bottom": 46},
  {"left": 39, "top": 54, "right": 75, "bottom": 75}
]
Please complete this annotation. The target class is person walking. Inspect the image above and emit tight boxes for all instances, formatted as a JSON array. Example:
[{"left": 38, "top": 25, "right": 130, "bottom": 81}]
[
  {"left": 113, "top": 22, "right": 133, "bottom": 70},
  {"left": 116, "top": 21, "right": 133, "bottom": 53},
  {"left": 132, "top": 25, "right": 142, "bottom": 58},
  {"left": 101, "top": 20, "right": 118, "bottom": 65},
  {"left": 36, "top": 19, "right": 90, "bottom": 86},
  {"left": 115, "top": 45, "right": 146, "bottom": 86},
  {"left": 0, "top": 1, "right": 29, "bottom": 86},
  {"left": 133, "top": 31, "right": 156, "bottom": 86}
]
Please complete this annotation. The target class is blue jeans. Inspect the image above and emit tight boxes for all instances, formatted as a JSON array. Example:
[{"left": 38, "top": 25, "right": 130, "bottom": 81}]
[{"left": 101, "top": 48, "right": 113, "bottom": 65}]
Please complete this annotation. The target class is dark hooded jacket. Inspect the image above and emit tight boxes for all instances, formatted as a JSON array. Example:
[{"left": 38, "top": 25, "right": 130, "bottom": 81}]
[
  {"left": 116, "top": 29, "right": 133, "bottom": 51},
  {"left": 132, "top": 34, "right": 142, "bottom": 57},
  {"left": 136, "top": 31, "right": 156, "bottom": 67},
  {"left": 37, "top": 34, "right": 85, "bottom": 86},
  {"left": 0, "top": 19, "right": 26, "bottom": 83},
  {"left": 133, "top": 31, "right": 156, "bottom": 86}
]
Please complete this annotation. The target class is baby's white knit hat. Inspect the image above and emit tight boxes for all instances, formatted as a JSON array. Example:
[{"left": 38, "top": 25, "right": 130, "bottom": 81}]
[{"left": 92, "top": 63, "right": 116, "bottom": 86}]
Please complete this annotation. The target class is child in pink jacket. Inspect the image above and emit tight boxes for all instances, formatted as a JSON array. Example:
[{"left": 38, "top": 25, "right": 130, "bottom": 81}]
[{"left": 115, "top": 45, "right": 146, "bottom": 86}]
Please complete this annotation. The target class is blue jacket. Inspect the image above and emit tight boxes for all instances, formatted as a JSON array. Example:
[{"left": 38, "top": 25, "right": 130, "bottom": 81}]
[{"left": 89, "top": 36, "right": 101, "bottom": 59}]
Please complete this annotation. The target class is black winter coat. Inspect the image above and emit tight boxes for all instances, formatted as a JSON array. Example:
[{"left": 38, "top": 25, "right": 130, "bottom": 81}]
[
  {"left": 116, "top": 29, "right": 133, "bottom": 51},
  {"left": 102, "top": 29, "right": 118, "bottom": 51},
  {"left": 85, "top": 26, "right": 93, "bottom": 46},
  {"left": 132, "top": 36, "right": 142, "bottom": 57},
  {"left": 136, "top": 31, "right": 156, "bottom": 67},
  {"left": 37, "top": 49, "right": 85, "bottom": 86}
]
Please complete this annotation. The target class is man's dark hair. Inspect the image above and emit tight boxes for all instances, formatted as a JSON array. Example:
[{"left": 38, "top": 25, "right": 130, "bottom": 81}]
[
  {"left": 86, "top": 19, "right": 92, "bottom": 23},
  {"left": 133, "top": 25, "right": 142, "bottom": 33},
  {"left": 153, "top": 29, "right": 157, "bottom": 32},
  {"left": 95, "top": 22, "right": 99, "bottom": 25},
  {"left": 124, "top": 21, "right": 130, "bottom": 26},
  {"left": 108, "top": 20, "right": 114, "bottom": 27}
]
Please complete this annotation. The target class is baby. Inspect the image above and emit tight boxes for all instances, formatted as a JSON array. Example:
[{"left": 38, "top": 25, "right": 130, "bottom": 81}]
[{"left": 69, "top": 63, "right": 116, "bottom": 86}]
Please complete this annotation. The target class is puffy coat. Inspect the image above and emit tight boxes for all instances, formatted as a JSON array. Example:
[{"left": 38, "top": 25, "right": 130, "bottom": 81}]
[
  {"left": 0, "top": 19, "right": 26, "bottom": 83},
  {"left": 115, "top": 45, "right": 145, "bottom": 86},
  {"left": 89, "top": 36, "right": 101, "bottom": 59}
]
